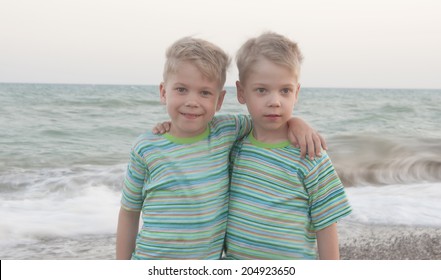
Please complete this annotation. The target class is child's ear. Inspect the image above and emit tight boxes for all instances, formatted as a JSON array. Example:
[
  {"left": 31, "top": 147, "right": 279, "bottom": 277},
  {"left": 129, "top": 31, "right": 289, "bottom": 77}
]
[
  {"left": 215, "top": 90, "right": 226, "bottom": 112},
  {"left": 294, "top": 83, "right": 301, "bottom": 102},
  {"left": 159, "top": 82, "right": 167, "bottom": 104},
  {"left": 236, "top": 81, "right": 246, "bottom": 104}
]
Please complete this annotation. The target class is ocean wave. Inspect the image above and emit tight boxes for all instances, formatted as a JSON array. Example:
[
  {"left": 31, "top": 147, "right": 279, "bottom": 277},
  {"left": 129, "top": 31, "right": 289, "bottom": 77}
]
[
  {"left": 345, "top": 182, "right": 441, "bottom": 227},
  {"left": 0, "top": 164, "right": 124, "bottom": 246},
  {"left": 0, "top": 164, "right": 126, "bottom": 196},
  {"left": 329, "top": 135, "right": 441, "bottom": 187}
]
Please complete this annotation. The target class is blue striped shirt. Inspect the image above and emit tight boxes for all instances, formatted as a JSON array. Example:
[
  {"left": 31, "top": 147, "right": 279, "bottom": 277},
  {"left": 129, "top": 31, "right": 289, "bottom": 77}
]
[
  {"left": 225, "top": 133, "right": 352, "bottom": 259},
  {"left": 121, "top": 114, "right": 251, "bottom": 259}
]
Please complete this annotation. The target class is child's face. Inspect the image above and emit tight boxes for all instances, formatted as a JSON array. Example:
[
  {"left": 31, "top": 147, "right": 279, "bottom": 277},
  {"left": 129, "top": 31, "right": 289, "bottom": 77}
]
[
  {"left": 237, "top": 58, "right": 300, "bottom": 141},
  {"left": 160, "top": 61, "right": 226, "bottom": 138}
]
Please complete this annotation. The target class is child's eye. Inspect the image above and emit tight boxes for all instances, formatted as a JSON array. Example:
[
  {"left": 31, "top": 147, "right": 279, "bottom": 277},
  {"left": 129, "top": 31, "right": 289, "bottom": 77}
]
[
  {"left": 256, "top": 88, "right": 266, "bottom": 94},
  {"left": 281, "top": 88, "right": 292, "bottom": 94},
  {"left": 201, "top": 91, "right": 212, "bottom": 97},
  {"left": 176, "top": 87, "right": 187, "bottom": 93}
]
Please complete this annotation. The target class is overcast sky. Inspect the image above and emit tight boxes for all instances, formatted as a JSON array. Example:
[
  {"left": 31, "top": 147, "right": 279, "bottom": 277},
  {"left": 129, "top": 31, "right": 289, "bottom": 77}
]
[{"left": 1, "top": 0, "right": 440, "bottom": 88}]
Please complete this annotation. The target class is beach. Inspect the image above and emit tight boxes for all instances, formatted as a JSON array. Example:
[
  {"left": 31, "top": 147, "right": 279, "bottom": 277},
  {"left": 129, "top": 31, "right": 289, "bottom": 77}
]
[
  {"left": 339, "top": 221, "right": 441, "bottom": 260},
  {"left": 3, "top": 220, "right": 440, "bottom": 260}
]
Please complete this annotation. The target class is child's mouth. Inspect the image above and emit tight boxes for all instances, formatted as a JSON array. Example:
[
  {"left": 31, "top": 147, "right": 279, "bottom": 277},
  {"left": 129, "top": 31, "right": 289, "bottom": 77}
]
[{"left": 181, "top": 113, "right": 202, "bottom": 119}]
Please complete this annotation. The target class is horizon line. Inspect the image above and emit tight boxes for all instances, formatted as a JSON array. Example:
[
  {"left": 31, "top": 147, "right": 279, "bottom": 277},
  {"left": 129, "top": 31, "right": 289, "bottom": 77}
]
[{"left": 1, "top": 81, "right": 440, "bottom": 91}]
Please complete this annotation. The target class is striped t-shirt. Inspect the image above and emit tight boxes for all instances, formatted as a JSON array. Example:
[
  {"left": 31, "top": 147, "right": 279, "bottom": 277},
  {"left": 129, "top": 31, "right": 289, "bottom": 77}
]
[
  {"left": 121, "top": 114, "right": 251, "bottom": 259},
  {"left": 225, "top": 133, "right": 352, "bottom": 259}
]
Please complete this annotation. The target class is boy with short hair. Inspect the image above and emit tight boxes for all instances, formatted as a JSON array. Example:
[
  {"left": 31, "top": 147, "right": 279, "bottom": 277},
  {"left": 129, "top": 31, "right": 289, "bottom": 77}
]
[
  {"left": 116, "top": 36, "right": 323, "bottom": 259},
  {"left": 225, "top": 32, "right": 351, "bottom": 259}
]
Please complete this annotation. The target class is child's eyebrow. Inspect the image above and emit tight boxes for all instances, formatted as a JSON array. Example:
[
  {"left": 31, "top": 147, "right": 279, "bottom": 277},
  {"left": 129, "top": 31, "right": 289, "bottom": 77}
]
[
  {"left": 251, "top": 83, "right": 296, "bottom": 88},
  {"left": 200, "top": 87, "right": 217, "bottom": 92},
  {"left": 171, "top": 82, "right": 217, "bottom": 92},
  {"left": 281, "top": 84, "right": 296, "bottom": 89},
  {"left": 250, "top": 82, "right": 268, "bottom": 87},
  {"left": 171, "top": 82, "right": 187, "bottom": 87}
]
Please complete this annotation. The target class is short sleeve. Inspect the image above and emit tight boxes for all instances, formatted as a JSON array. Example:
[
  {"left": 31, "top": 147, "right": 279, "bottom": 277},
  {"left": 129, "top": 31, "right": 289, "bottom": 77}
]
[
  {"left": 120, "top": 147, "right": 148, "bottom": 211},
  {"left": 211, "top": 114, "right": 252, "bottom": 143},
  {"left": 234, "top": 114, "right": 252, "bottom": 141},
  {"left": 229, "top": 139, "right": 243, "bottom": 178},
  {"left": 304, "top": 152, "right": 352, "bottom": 231}
]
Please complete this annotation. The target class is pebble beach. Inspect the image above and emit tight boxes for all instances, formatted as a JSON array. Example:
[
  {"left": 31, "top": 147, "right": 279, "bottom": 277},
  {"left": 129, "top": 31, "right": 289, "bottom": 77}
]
[{"left": 339, "top": 221, "right": 441, "bottom": 260}]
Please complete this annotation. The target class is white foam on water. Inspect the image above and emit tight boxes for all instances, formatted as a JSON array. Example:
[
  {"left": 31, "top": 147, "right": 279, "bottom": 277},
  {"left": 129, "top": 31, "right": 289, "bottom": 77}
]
[
  {"left": 0, "top": 165, "right": 126, "bottom": 247},
  {"left": 1, "top": 164, "right": 440, "bottom": 256},
  {"left": 0, "top": 185, "right": 121, "bottom": 246},
  {"left": 344, "top": 182, "right": 441, "bottom": 227}
]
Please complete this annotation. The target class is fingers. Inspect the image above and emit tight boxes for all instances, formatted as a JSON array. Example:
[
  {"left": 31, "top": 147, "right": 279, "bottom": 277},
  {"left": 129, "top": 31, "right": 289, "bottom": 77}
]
[
  {"left": 308, "top": 131, "right": 327, "bottom": 159},
  {"left": 301, "top": 131, "right": 326, "bottom": 160},
  {"left": 164, "top": 122, "right": 171, "bottom": 132},
  {"left": 306, "top": 134, "right": 315, "bottom": 160},
  {"left": 152, "top": 123, "right": 160, "bottom": 134},
  {"left": 318, "top": 133, "right": 328, "bottom": 151},
  {"left": 157, "top": 122, "right": 166, "bottom": 134},
  {"left": 312, "top": 133, "right": 322, "bottom": 158},
  {"left": 152, "top": 122, "right": 170, "bottom": 134},
  {"left": 288, "top": 130, "right": 300, "bottom": 148},
  {"left": 297, "top": 135, "right": 307, "bottom": 159}
]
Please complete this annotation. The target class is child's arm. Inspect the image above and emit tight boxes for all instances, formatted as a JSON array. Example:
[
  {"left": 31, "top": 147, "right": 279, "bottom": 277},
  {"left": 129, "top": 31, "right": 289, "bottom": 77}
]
[
  {"left": 116, "top": 207, "right": 140, "bottom": 260},
  {"left": 287, "top": 117, "right": 327, "bottom": 160},
  {"left": 316, "top": 223, "right": 340, "bottom": 260},
  {"left": 152, "top": 117, "right": 327, "bottom": 159}
]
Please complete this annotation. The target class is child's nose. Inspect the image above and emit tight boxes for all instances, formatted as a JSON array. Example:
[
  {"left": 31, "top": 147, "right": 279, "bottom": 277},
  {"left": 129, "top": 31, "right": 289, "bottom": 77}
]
[
  {"left": 184, "top": 93, "right": 200, "bottom": 107},
  {"left": 268, "top": 93, "right": 281, "bottom": 107}
]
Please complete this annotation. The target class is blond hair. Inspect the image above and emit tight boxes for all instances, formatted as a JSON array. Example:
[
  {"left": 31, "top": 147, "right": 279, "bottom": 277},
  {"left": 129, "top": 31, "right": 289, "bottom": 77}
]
[
  {"left": 163, "top": 37, "right": 231, "bottom": 90},
  {"left": 236, "top": 32, "right": 304, "bottom": 82}
]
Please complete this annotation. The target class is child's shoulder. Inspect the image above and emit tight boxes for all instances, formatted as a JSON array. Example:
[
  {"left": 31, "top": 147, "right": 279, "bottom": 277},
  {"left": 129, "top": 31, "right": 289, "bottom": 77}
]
[
  {"left": 211, "top": 114, "right": 250, "bottom": 128},
  {"left": 211, "top": 114, "right": 239, "bottom": 123},
  {"left": 134, "top": 130, "right": 159, "bottom": 142},
  {"left": 131, "top": 131, "right": 164, "bottom": 152},
  {"left": 275, "top": 145, "right": 332, "bottom": 170},
  {"left": 297, "top": 149, "right": 330, "bottom": 163},
  {"left": 297, "top": 150, "right": 333, "bottom": 173}
]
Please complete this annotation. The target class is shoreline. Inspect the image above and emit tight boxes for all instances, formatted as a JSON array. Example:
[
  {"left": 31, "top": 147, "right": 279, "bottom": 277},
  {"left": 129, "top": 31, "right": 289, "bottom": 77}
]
[
  {"left": 2, "top": 221, "right": 441, "bottom": 260},
  {"left": 338, "top": 221, "right": 441, "bottom": 260}
]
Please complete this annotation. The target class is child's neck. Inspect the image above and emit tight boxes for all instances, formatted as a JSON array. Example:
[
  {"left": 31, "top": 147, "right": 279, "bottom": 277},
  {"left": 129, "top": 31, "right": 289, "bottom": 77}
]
[
  {"left": 251, "top": 125, "right": 289, "bottom": 144},
  {"left": 165, "top": 125, "right": 210, "bottom": 144},
  {"left": 168, "top": 126, "right": 209, "bottom": 139}
]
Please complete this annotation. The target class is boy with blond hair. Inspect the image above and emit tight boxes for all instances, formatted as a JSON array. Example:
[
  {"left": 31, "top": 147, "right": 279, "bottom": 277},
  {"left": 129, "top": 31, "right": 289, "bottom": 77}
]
[
  {"left": 225, "top": 32, "right": 351, "bottom": 259},
  {"left": 116, "top": 36, "right": 323, "bottom": 259}
]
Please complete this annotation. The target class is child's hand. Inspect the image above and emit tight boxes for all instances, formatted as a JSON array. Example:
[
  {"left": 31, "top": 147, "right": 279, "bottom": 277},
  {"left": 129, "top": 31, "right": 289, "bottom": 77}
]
[
  {"left": 287, "top": 118, "right": 327, "bottom": 160},
  {"left": 152, "top": 121, "right": 171, "bottom": 134}
]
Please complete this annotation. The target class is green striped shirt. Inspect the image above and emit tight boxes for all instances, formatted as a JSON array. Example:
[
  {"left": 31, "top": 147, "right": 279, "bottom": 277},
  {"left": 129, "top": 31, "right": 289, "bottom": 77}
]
[
  {"left": 225, "top": 133, "right": 352, "bottom": 259},
  {"left": 121, "top": 114, "right": 251, "bottom": 259}
]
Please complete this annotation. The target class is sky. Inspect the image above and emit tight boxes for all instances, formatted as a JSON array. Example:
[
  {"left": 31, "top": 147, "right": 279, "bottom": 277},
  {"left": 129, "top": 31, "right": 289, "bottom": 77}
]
[{"left": 1, "top": 0, "right": 440, "bottom": 89}]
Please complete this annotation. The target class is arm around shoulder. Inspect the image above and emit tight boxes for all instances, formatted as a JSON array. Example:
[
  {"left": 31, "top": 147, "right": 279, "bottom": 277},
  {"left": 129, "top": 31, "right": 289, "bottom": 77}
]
[
  {"left": 287, "top": 117, "right": 327, "bottom": 159},
  {"left": 116, "top": 207, "right": 141, "bottom": 260}
]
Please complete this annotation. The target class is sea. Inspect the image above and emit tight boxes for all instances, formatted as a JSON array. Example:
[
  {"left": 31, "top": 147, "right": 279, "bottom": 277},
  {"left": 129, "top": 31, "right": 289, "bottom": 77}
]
[{"left": 0, "top": 83, "right": 440, "bottom": 259}]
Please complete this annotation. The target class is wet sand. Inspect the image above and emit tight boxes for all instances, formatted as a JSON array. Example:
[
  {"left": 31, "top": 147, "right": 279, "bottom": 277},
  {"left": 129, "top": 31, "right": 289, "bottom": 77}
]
[{"left": 338, "top": 221, "right": 441, "bottom": 260}]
